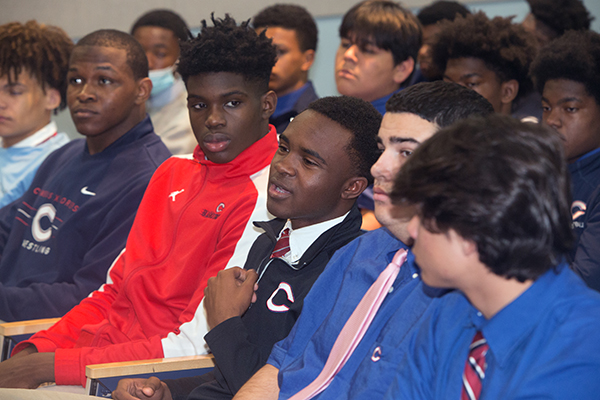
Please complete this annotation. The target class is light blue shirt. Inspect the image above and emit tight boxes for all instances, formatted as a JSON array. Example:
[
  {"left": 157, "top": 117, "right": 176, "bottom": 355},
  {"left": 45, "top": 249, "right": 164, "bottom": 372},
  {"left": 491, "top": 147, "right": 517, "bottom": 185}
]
[{"left": 0, "top": 121, "right": 69, "bottom": 207}]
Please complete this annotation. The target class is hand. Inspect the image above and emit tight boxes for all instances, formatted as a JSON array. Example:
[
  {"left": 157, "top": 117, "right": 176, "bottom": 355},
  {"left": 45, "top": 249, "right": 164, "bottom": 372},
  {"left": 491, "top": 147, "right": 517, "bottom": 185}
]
[
  {"left": 0, "top": 351, "right": 54, "bottom": 388},
  {"left": 112, "top": 377, "right": 172, "bottom": 400},
  {"left": 204, "top": 267, "right": 259, "bottom": 329}
]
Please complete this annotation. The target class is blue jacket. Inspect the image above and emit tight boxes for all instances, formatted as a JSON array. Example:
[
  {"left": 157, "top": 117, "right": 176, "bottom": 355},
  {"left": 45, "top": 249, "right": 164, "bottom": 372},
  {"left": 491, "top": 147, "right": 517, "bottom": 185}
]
[
  {"left": 569, "top": 147, "right": 600, "bottom": 291},
  {"left": 0, "top": 116, "right": 171, "bottom": 321}
]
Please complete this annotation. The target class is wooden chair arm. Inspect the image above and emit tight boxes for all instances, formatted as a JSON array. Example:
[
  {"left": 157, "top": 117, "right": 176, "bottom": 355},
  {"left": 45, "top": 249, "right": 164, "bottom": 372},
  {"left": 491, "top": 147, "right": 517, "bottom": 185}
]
[
  {"left": 85, "top": 354, "right": 215, "bottom": 395},
  {"left": 0, "top": 318, "right": 60, "bottom": 337}
]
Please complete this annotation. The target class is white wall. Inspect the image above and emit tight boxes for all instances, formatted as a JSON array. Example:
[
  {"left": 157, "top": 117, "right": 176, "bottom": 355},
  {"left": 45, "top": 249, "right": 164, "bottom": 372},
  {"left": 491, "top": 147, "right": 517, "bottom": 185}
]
[{"left": 4, "top": 0, "right": 598, "bottom": 138}]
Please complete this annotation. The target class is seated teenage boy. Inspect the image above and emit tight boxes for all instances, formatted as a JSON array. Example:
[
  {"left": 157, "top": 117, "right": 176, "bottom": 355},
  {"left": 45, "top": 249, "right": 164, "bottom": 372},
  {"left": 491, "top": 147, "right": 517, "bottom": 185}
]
[
  {"left": 131, "top": 9, "right": 197, "bottom": 155},
  {"left": 0, "top": 21, "right": 72, "bottom": 207},
  {"left": 392, "top": 114, "right": 600, "bottom": 399},
  {"left": 253, "top": 4, "right": 319, "bottom": 133},
  {"left": 334, "top": 0, "right": 421, "bottom": 229},
  {"left": 233, "top": 81, "right": 494, "bottom": 400},
  {"left": 0, "top": 16, "right": 278, "bottom": 389},
  {"left": 531, "top": 30, "right": 600, "bottom": 291},
  {"left": 0, "top": 30, "right": 171, "bottom": 322},
  {"left": 112, "top": 96, "right": 382, "bottom": 400},
  {"left": 430, "top": 12, "right": 541, "bottom": 122}
]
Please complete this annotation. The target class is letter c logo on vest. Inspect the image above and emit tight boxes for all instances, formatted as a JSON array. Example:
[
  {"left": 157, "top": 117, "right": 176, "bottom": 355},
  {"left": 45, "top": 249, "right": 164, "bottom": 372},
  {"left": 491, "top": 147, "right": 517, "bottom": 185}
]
[
  {"left": 572, "top": 200, "right": 587, "bottom": 220},
  {"left": 32, "top": 203, "right": 57, "bottom": 242},
  {"left": 267, "top": 282, "right": 295, "bottom": 312}
]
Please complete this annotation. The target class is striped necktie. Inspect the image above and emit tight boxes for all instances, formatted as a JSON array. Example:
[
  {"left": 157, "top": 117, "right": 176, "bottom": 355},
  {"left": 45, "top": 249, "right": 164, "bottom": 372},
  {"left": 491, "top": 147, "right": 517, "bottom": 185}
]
[
  {"left": 271, "top": 228, "right": 290, "bottom": 259},
  {"left": 461, "top": 331, "right": 489, "bottom": 400}
]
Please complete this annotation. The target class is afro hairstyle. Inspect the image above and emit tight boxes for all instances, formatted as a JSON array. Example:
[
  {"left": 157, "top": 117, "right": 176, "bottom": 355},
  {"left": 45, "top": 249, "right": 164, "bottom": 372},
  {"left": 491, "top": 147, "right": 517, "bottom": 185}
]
[
  {"left": 530, "top": 29, "right": 600, "bottom": 106},
  {"left": 430, "top": 12, "right": 537, "bottom": 99}
]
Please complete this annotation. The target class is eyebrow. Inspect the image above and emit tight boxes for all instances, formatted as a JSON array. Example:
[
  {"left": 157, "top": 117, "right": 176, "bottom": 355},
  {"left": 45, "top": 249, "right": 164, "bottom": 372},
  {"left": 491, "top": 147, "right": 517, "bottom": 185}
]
[
  {"left": 67, "top": 65, "right": 116, "bottom": 72},
  {"left": 542, "top": 96, "right": 583, "bottom": 105},
  {"left": 280, "top": 134, "right": 327, "bottom": 165},
  {"left": 388, "top": 136, "right": 421, "bottom": 145},
  {"left": 187, "top": 90, "right": 248, "bottom": 101}
]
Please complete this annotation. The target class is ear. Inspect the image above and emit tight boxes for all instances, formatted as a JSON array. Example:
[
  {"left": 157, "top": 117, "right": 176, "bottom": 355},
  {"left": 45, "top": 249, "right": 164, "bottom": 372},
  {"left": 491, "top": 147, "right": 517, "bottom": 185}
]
[
  {"left": 460, "top": 234, "right": 478, "bottom": 257},
  {"left": 300, "top": 49, "right": 315, "bottom": 72},
  {"left": 135, "top": 77, "right": 153, "bottom": 105},
  {"left": 392, "top": 57, "right": 415, "bottom": 86},
  {"left": 261, "top": 90, "right": 278, "bottom": 120},
  {"left": 500, "top": 79, "right": 519, "bottom": 105},
  {"left": 43, "top": 88, "right": 61, "bottom": 112},
  {"left": 341, "top": 176, "right": 369, "bottom": 200}
]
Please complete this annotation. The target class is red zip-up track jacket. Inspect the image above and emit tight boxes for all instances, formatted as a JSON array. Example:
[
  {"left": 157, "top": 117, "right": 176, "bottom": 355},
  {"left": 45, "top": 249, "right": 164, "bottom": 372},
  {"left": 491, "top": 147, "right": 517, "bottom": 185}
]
[{"left": 14, "top": 127, "right": 278, "bottom": 386}]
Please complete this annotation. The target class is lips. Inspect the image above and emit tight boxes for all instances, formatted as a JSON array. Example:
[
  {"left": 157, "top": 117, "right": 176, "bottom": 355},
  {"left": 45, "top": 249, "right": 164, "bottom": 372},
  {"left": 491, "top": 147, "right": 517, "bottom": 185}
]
[
  {"left": 372, "top": 185, "right": 390, "bottom": 203},
  {"left": 337, "top": 69, "right": 355, "bottom": 80},
  {"left": 71, "top": 108, "right": 98, "bottom": 118},
  {"left": 202, "top": 133, "right": 231, "bottom": 153},
  {"left": 268, "top": 181, "right": 292, "bottom": 200}
]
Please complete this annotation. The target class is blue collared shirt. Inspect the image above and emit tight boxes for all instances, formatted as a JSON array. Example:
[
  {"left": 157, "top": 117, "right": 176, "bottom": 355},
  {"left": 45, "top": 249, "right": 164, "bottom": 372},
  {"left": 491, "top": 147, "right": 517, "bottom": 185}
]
[
  {"left": 268, "top": 228, "right": 442, "bottom": 400},
  {"left": 390, "top": 264, "right": 600, "bottom": 399}
]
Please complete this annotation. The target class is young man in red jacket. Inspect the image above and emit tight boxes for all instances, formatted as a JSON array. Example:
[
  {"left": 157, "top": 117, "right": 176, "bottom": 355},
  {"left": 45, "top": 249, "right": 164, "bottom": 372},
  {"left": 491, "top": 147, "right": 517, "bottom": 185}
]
[{"left": 0, "top": 15, "right": 278, "bottom": 390}]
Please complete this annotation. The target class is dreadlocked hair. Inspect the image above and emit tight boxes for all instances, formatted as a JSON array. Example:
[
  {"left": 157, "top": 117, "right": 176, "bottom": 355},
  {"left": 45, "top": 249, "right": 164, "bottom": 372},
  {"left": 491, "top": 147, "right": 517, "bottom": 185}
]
[
  {"left": 0, "top": 21, "right": 73, "bottom": 111},
  {"left": 178, "top": 14, "right": 276, "bottom": 92}
]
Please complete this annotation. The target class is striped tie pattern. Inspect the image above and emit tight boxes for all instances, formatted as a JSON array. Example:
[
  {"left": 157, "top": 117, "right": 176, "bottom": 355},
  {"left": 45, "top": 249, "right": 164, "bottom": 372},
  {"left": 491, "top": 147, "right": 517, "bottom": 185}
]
[
  {"left": 461, "top": 331, "right": 489, "bottom": 400},
  {"left": 271, "top": 228, "right": 291, "bottom": 259}
]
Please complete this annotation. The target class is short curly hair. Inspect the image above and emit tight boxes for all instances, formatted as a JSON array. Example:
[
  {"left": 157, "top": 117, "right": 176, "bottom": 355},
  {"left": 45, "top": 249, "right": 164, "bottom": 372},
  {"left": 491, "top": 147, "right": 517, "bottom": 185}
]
[
  {"left": 252, "top": 4, "right": 318, "bottom": 52},
  {"left": 530, "top": 30, "right": 600, "bottom": 106},
  {"left": 131, "top": 9, "right": 192, "bottom": 42},
  {"left": 76, "top": 29, "right": 149, "bottom": 80},
  {"left": 178, "top": 14, "right": 276, "bottom": 92},
  {"left": 430, "top": 12, "right": 537, "bottom": 99},
  {"left": 339, "top": 0, "right": 421, "bottom": 67},
  {"left": 526, "top": 0, "right": 593, "bottom": 38},
  {"left": 417, "top": 1, "right": 471, "bottom": 26},
  {"left": 0, "top": 20, "right": 73, "bottom": 111},
  {"left": 308, "top": 96, "right": 381, "bottom": 184}
]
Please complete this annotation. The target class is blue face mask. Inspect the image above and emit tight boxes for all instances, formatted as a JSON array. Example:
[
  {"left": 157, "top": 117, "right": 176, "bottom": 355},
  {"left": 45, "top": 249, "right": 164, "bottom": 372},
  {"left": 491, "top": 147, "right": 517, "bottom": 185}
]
[{"left": 149, "top": 65, "right": 176, "bottom": 96}]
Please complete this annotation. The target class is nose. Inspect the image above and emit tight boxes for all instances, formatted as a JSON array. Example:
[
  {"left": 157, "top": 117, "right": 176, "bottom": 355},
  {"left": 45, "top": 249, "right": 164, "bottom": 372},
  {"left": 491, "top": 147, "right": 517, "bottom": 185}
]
[
  {"left": 273, "top": 152, "right": 296, "bottom": 177},
  {"left": 344, "top": 44, "right": 359, "bottom": 62},
  {"left": 76, "top": 83, "right": 96, "bottom": 103},
  {"left": 371, "top": 150, "right": 391, "bottom": 181},
  {"left": 146, "top": 53, "right": 156, "bottom": 71},
  {"left": 543, "top": 107, "right": 561, "bottom": 130},
  {"left": 205, "top": 105, "right": 226, "bottom": 128},
  {"left": 407, "top": 215, "right": 419, "bottom": 241}
]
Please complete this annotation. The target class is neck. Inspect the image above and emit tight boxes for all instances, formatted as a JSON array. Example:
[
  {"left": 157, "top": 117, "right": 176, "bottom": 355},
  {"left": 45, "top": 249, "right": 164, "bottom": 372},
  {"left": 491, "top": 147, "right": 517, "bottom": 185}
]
[
  {"left": 277, "top": 79, "right": 307, "bottom": 98},
  {"left": 86, "top": 108, "right": 145, "bottom": 155},
  {"left": 462, "top": 270, "right": 533, "bottom": 319},
  {"left": 2, "top": 117, "right": 51, "bottom": 148}
]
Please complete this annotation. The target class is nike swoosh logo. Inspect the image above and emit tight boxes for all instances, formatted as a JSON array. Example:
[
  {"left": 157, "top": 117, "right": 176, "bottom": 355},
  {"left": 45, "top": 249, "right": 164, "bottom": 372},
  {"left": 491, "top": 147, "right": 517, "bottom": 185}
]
[{"left": 81, "top": 186, "right": 96, "bottom": 196}]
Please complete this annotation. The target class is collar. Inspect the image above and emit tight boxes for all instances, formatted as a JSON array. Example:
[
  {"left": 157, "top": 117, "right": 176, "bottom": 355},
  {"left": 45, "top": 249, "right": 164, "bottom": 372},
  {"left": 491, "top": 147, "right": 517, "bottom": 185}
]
[
  {"left": 272, "top": 82, "right": 310, "bottom": 119},
  {"left": 569, "top": 147, "right": 600, "bottom": 174},
  {"left": 370, "top": 88, "right": 402, "bottom": 115},
  {"left": 5, "top": 121, "right": 57, "bottom": 148},
  {"left": 472, "top": 263, "right": 571, "bottom": 367},
  {"left": 147, "top": 76, "right": 186, "bottom": 110},
  {"left": 192, "top": 125, "right": 278, "bottom": 179},
  {"left": 277, "top": 212, "right": 349, "bottom": 265}
]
